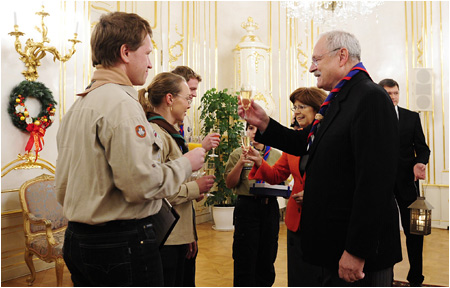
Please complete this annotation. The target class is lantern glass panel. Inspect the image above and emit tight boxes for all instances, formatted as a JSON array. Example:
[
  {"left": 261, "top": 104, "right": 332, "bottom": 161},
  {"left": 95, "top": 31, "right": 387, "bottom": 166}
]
[{"left": 410, "top": 208, "right": 432, "bottom": 235}]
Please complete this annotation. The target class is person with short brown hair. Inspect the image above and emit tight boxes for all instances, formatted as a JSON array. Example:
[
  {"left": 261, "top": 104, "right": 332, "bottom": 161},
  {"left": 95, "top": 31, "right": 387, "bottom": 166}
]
[
  {"left": 171, "top": 66, "right": 202, "bottom": 142},
  {"left": 56, "top": 12, "right": 205, "bottom": 286},
  {"left": 170, "top": 66, "right": 218, "bottom": 286},
  {"left": 90, "top": 11, "right": 153, "bottom": 68},
  {"left": 171, "top": 65, "right": 202, "bottom": 84}
]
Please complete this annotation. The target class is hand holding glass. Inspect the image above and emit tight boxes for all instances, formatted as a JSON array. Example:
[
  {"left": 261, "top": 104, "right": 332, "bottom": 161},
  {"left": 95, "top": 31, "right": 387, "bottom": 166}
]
[
  {"left": 188, "top": 136, "right": 202, "bottom": 151},
  {"left": 241, "top": 131, "right": 252, "bottom": 153},
  {"left": 240, "top": 83, "right": 254, "bottom": 111},
  {"left": 208, "top": 128, "right": 220, "bottom": 157}
]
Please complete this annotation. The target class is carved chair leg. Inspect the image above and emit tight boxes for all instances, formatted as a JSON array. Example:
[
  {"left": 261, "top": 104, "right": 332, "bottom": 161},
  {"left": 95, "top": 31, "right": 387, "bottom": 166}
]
[
  {"left": 24, "top": 248, "right": 36, "bottom": 286},
  {"left": 55, "top": 258, "right": 65, "bottom": 287}
]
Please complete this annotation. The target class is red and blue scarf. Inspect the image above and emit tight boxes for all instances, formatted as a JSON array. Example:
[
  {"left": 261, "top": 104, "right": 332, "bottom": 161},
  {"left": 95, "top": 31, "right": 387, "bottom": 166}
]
[{"left": 307, "top": 62, "right": 369, "bottom": 150}]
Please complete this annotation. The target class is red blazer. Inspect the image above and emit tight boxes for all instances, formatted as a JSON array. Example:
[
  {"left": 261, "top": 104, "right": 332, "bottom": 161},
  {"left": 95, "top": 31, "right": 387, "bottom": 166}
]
[{"left": 248, "top": 152, "right": 305, "bottom": 232}]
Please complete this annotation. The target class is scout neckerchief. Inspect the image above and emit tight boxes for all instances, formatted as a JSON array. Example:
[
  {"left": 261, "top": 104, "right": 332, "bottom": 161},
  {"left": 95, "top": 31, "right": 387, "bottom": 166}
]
[
  {"left": 255, "top": 145, "right": 272, "bottom": 184},
  {"left": 179, "top": 122, "right": 185, "bottom": 137},
  {"left": 147, "top": 111, "right": 189, "bottom": 154},
  {"left": 77, "top": 65, "right": 132, "bottom": 97},
  {"left": 307, "top": 62, "right": 369, "bottom": 150}
]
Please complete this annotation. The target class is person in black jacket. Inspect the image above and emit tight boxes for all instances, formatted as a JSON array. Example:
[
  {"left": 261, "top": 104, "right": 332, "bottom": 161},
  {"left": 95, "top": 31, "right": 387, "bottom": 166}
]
[
  {"left": 379, "top": 78, "right": 430, "bottom": 287},
  {"left": 238, "top": 30, "right": 402, "bottom": 286}
]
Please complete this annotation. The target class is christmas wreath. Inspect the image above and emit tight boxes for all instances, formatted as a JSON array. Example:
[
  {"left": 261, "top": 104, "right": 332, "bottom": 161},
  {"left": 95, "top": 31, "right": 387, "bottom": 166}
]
[{"left": 8, "top": 80, "right": 57, "bottom": 158}]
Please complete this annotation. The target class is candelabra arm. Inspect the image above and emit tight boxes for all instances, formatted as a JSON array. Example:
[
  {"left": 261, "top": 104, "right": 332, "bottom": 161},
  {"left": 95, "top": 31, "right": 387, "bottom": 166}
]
[
  {"left": 36, "top": 6, "right": 50, "bottom": 43},
  {"left": 41, "top": 35, "right": 81, "bottom": 63},
  {"left": 9, "top": 26, "right": 26, "bottom": 58}
]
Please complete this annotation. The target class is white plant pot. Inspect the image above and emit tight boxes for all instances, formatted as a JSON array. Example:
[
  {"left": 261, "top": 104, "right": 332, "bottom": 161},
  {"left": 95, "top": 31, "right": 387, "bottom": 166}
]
[{"left": 212, "top": 206, "right": 235, "bottom": 231}]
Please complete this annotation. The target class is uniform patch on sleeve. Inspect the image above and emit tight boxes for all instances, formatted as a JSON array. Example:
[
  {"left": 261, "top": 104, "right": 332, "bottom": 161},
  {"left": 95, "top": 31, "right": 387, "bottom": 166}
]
[{"left": 135, "top": 125, "right": 147, "bottom": 138}]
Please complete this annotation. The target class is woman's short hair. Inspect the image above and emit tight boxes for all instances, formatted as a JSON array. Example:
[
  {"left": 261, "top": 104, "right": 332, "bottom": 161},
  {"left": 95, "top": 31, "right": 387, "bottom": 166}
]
[
  {"left": 91, "top": 12, "right": 152, "bottom": 68},
  {"left": 138, "top": 72, "right": 186, "bottom": 112},
  {"left": 289, "top": 87, "right": 327, "bottom": 113}
]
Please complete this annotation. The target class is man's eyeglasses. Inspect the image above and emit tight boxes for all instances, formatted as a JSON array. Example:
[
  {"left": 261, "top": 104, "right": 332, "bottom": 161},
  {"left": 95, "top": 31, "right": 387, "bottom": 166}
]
[
  {"left": 311, "top": 47, "right": 341, "bottom": 67},
  {"left": 291, "top": 104, "right": 310, "bottom": 112}
]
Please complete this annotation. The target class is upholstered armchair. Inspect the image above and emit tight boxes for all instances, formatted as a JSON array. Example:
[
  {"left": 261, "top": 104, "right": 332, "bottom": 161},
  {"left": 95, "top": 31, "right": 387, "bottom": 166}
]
[{"left": 19, "top": 174, "right": 68, "bottom": 286}]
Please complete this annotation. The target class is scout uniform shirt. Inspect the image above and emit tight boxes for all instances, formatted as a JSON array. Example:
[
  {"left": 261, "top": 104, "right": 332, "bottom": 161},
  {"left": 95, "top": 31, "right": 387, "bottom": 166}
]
[
  {"left": 56, "top": 66, "right": 192, "bottom": 225},
  {"left": 150, "top": 123, "right": 200, "bottom": 245}
]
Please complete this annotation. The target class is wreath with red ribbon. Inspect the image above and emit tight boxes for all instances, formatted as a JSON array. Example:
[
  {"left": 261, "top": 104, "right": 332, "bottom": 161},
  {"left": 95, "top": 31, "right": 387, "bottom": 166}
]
[{"left": 8, "top": 80, "right": 57, "bottom": 159}]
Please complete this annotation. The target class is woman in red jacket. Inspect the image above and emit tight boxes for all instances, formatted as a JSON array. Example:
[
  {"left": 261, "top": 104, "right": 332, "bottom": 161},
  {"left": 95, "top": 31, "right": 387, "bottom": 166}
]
[{"left": 246, "top": 87, "right": 326, "bottom": 286}]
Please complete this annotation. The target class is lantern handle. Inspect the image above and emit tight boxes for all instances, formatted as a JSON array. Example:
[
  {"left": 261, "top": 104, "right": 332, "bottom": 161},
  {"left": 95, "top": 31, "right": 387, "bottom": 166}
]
[{"left": 413, "top": 180, "right": 421, "bottom": 198}]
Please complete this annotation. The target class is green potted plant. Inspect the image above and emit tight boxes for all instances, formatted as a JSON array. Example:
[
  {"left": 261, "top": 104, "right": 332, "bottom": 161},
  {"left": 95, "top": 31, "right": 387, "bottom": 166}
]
[{"left": 200, "top": 88, "right": 244, "bottom": 230}]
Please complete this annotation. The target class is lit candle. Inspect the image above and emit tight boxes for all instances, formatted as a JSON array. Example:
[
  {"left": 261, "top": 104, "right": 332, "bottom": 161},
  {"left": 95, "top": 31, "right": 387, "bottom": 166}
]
[{"left": 14, "top": 12, "right": 17, "bottom": 26}]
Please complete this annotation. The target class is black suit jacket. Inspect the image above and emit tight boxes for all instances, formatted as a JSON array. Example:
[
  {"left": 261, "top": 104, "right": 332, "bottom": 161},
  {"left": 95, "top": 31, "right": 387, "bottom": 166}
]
[
  {"left": 396, "top": 107, "right": 430, "bottom": 201},
  {"left": 256, "top": 71, "right": 402, "bottom": 271}
]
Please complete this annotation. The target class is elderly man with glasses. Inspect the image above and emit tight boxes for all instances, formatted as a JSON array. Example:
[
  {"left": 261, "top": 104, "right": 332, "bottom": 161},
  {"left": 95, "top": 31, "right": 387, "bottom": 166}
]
[{"left": 239, "top": 30, "right": 402, "bottom": 286}]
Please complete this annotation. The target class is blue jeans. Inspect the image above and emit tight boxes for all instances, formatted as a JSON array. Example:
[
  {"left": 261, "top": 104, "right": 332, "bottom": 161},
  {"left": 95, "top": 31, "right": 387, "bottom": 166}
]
[{"left": 63, "top": 216, "right": 163, "bottom": 286}]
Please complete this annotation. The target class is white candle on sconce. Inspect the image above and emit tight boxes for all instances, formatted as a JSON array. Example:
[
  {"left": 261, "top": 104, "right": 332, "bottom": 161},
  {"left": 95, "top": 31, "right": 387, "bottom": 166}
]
[
  {"left": 14, "top": 12, "right": 17, "bottom": 26},
  {"left": 75, "top": 22, "right": 79, "bottom": 35}
]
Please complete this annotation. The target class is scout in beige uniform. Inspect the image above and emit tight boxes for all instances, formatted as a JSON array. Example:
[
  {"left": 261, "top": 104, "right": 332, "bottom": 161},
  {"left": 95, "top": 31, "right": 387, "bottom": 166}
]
[
  {"left": 172, "top": 66, "right": 200, "bottom": 141},
  {"left": 171, "top": 65, "right": 218, "bottom": 286},
  {"left": 56, "top": 12, "right": 205, "bottom": 287},
  {"left": 225, "top": 124, "right": 282, "bottom": 287},
  {"left": 138, "top": 72, "right": 217, "bottom": 286}
]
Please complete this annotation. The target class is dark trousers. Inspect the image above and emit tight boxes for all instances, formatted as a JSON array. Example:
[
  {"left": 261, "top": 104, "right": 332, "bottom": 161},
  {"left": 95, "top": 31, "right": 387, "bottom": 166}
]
[
  {"left": 63, "top": 216, "right": 163, "bottom": 287},
  {"left": 183, "top": 249, "right": 197, "bottom": 286},
  {"left": 160, "top": 244, "right": 189, "bottom": 286},
  {"left": 232, "top": 195, "right": 279, "bottom": 287},
  {"left": 397, "top": 197, "right": 425, "bottom": 285},
  {"left": 287, "top": 229, "right": 322, "bottom": 286}
]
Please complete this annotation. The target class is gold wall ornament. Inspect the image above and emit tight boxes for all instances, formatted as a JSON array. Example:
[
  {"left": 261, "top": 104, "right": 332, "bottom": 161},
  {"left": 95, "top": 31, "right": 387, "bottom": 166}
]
[
  {"left": 249, "top": 50, "right": 264, "bottom": 73},
  {"left": 168, "top": 24, "right": 185, "bottom": 70},
  {"left": 417, "top": 37, "right": 424, "bottom": 67},
  {"left": 296, "top": 42, "right": 308, "bottom": 79},
  {"left": 8, "top": 5, "right": 81, "bottom": 81},
  {"left": 1, "top": 153, "right": 55, "bottom": 178}
]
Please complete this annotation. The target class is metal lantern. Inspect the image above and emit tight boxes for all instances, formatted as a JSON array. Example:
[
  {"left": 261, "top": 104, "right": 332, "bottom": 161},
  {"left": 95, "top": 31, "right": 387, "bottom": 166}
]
[{"left": 408, "top": 196, "right": 434, "bottom": 235}]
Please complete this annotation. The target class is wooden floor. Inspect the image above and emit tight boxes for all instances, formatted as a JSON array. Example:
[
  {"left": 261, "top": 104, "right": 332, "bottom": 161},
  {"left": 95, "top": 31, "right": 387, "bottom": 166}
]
[{"left": 2, "top": 221, "right": 448, "bottom": 287}]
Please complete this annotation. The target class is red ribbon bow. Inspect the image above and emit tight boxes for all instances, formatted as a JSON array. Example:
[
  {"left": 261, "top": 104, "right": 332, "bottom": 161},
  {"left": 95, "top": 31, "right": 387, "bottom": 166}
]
[{"left": 25, "top": 124, "right": 46, "bottom": 161}]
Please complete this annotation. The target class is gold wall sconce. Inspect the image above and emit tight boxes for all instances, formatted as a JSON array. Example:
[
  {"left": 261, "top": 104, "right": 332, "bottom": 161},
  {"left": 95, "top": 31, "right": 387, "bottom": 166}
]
[{"left": 8, "top": 5, "right": 81, "bottom": 81}]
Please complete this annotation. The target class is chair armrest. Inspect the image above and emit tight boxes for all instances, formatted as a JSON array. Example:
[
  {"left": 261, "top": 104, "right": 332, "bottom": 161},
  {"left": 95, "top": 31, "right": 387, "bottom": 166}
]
[{"left": 27, "top": 213, "right": 57, "bottom": 246}]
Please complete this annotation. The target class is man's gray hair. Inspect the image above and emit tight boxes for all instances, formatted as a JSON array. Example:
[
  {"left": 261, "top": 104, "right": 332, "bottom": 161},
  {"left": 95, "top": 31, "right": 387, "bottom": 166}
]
[{"left": 321, "top": 30, "right": 361, "bottom": 62}]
